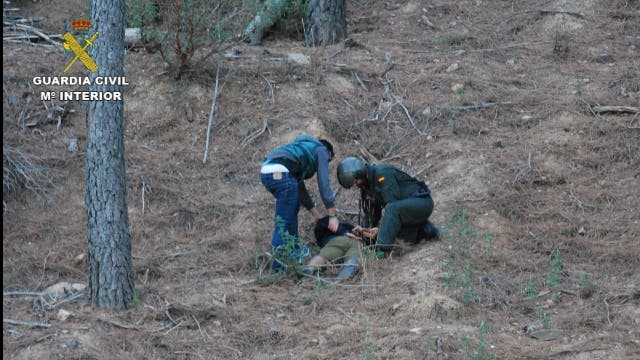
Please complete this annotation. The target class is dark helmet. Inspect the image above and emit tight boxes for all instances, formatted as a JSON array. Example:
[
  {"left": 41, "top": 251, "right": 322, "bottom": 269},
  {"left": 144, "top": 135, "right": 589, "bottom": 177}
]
[{"left": 337, "top": 157, "right": 365, "bottom": 188}]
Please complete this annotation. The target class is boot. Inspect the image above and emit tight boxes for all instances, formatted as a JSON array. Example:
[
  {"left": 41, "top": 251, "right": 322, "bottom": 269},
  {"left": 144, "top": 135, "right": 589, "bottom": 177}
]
[
  {"left": 335, "top": 257, "right": 360, "bottom": 282},
  {"left": 424, "top": 221, "right": 441, "bottom": 240}
]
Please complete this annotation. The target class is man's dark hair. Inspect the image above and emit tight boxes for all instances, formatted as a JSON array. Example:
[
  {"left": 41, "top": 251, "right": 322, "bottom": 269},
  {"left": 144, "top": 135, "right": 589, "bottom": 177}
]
[
  {"left": 319, "top": 139, "right": 334, "bottom": 161},
  {"left": 314, "top": 216, "right": 354, "bottom": 247}
]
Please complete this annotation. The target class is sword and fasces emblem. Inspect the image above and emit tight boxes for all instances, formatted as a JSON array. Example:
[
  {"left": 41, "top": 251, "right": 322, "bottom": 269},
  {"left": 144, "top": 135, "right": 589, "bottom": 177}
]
[{"left": 63, "top": 19, "right": 99, "bottom": 73}]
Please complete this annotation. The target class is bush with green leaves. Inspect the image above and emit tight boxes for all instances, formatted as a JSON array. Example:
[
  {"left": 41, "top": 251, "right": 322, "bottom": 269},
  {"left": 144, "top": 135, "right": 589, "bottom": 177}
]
[
  {"left": 461, "top": 322, "right": 494, "bottom": 360},
  {"left": 547, "top": 246, "right": 563, "bottom": 292},
  {"left": 270, "top": 216, "right": 310, "bottom": 277},
  {"left": 441, "top": 205, "right": 495, "bottom": 305},
  {"left": 128, "top": 0, "right": 242, "bottom": 78}
]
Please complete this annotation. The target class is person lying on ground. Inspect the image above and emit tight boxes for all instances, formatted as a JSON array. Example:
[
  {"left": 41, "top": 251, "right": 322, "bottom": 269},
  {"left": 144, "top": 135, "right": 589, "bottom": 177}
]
[{"left": 302, "top": 216, "right": 364, "bottom": 282}]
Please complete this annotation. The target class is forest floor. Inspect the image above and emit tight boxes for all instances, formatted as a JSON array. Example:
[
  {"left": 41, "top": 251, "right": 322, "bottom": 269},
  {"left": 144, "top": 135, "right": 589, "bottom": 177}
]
[{"left": 3, "top": 0, "right": 639, "bottom": 359}]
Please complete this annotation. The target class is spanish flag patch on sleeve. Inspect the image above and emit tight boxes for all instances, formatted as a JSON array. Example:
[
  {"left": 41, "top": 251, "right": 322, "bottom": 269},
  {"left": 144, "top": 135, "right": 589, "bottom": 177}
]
[{"left": 377, "top": 176, "right": 385, "bottom": 182}]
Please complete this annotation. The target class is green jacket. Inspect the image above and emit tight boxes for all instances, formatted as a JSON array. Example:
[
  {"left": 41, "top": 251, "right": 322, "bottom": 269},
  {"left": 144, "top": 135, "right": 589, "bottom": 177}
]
[
  {"left": 264, "top": 134, "right": 335, "bottom": 210},
  {"left": 360, "top": 164, "right": 430, "bottom": 226}
]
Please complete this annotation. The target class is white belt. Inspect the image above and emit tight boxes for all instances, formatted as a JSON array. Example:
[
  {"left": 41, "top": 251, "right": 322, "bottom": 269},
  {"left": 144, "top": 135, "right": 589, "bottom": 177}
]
[{"left": 261, "top": 163, "right": 289, "bottom": 174}]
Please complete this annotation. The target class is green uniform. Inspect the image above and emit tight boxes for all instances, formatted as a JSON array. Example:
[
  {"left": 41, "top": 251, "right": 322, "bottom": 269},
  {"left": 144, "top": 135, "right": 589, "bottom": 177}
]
[
  {"left": 319, "top": 236, "right": 363, "bottom": 262},
  {"left": 359, "top": 164, "right": 434, "bottom": 251}
]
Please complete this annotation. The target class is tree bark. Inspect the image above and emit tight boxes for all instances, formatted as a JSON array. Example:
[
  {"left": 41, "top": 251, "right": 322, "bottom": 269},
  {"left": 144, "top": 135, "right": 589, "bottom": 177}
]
[
  {"left": 86, "top": 0, "right": 134, "bottom": 310},
  {"left": 304, "top": 0, "right": 346, "bottom": 47}
]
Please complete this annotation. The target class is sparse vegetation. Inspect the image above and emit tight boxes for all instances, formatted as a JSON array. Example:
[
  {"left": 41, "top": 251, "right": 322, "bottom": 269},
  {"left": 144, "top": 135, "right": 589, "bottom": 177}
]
[
  {"left": 461, "top": 322, "right": 494, "bottom": 360},
  {"left": 522, "top": 280, "right": 538, "bottom": 298},
  {"left": 128, "top": 0, "right": 242, "bottom": 77},
  {"left": 547, "top": 245, "right": 563, "bottom": 297},
  {"left": 3, "top": 146, "right": 51, "bottom": 212},
  {"left": 537, "top": 305, "right": 551, "bottom": 329},
  {"left": 3, "top": 0, "right": 639, "bottom": 358},
  {"left": 578, "top": 274, "right": 596, "bottom": 299},
  {"left": 268, "top": 216, "right": 310, "bottom": 277},
  {"left": 442, "top": 205, "right": 495, "bottom": 306},
  {"left": 552, "top": 15, "right": 574, "bottom": 58}
]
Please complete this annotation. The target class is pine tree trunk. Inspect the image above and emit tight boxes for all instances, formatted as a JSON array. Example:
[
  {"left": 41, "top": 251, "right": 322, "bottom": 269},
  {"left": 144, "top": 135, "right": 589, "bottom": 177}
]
[
  {"left": 304, "top": 0, "right": 346, "bottom": 46},
  {"left": 86, "top": 0, "right": 134, "bottom": 310}
]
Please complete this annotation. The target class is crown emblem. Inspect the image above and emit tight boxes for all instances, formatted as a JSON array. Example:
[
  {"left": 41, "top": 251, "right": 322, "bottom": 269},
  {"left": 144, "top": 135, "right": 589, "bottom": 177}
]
[{"left": 71, "top": 19, "right": 91, "bottom": 31}]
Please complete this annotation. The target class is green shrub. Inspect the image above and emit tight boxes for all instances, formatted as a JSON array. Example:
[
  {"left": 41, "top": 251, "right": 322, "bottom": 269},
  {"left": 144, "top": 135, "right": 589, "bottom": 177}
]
[
  {"left": 270, "top": 216, "right": 309, "bottom": 277},
  {"left": 547, "top": 246, "right": 563, "bottom": 292},
  {"left": 128, "top": 0, "right": 241, "bottom": 78},
  {"left": 578, "top": 274, "right": 596, "bottom": 299}
]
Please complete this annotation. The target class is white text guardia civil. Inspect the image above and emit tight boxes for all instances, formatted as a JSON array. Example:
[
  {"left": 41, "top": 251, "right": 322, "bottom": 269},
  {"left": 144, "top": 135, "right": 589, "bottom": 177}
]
[{"left": 32, "top": 76, "right": 129, "bottom": 86}]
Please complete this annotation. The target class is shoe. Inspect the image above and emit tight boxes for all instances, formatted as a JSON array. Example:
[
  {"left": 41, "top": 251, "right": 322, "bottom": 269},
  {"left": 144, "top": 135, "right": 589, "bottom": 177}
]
[
  {"left": 301, "top": 265, "right": 316, "bottom": 275},
  {"left": 335, "top": 257, "right": 360, "bottom": 282},
  {"left": 424, "top": 222, "right": 441, "bottom": 240}
]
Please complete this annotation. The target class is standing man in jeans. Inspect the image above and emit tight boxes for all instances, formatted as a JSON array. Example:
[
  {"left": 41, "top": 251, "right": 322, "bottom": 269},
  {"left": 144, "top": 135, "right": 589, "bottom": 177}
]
[{"left": 261, "top": 134, "right": 339, "bottom": 271}]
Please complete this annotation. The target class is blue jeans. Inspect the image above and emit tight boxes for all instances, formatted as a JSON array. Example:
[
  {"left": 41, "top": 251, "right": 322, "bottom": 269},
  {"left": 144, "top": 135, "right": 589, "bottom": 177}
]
[{"left": 261, "top": 172, "right": 300, "bottom": 269}]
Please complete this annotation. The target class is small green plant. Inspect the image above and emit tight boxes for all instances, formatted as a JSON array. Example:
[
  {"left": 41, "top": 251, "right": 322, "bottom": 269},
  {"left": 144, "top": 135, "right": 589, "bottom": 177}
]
[
  {"left": 461, "top": 322, "right": 494, "bottom": 360},
  {"left": 482, "top": 231, "right": 495, "bottom": 258},
  {"left": 552, "top": 15, "right": 574, "bottom": 57},
  {"left": 461, "top": 335, "right": 473, "bottom": 358},
  {"left": 268, "top": 217, "right": 309, "bottom": 277},
  {"left": 537, "top": 305, "right": 551, "bottom": 328},
  {"left": 280, "top": 0, "right": 308, "bottom": 33},
  {"left": 303, "top": 280, "right": 336, "bottom": 310},
  {"left": 456, "top": 86, "right": 466, "bottom": 96},
  {"left": 442, "top": 205, "right": 494, "bottom": 306},
  {"left": 362, "top": 246, "right": 385, "bottom": 261},
  {"left": 425, "top": 337, "right": 438, "bottom": 359},
  {"left": 498, "top": 89, "right": 509, "bottom": 102},
  {"left": 578, "top": 274, "right": 596, "bottom": 299},
  {"left": 522, "top": 280, "right": 538, "bottom": 298},
  {"left": 362, "top": 324, "right": 380, "bottom": 359},
  {"left": 575, "top": 76, "right": 586, "bottom": 95},
  {"left": 133, "top": 290, "right": 141, "bottom": 306},
  {"left": 632, "top": 288, "right": 640, "bottom": 299},
  {"left": 547, "top": 245, "right": 563, "bottom": 295},
  {"left": 436, "top": 35, "right": 463, "bottom": 46}
]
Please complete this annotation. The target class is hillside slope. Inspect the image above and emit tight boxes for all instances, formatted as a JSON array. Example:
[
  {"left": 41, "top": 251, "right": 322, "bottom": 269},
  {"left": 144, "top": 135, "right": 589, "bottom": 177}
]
[{"left": 3, "top": 0, "right": 639, "bottom": 359}]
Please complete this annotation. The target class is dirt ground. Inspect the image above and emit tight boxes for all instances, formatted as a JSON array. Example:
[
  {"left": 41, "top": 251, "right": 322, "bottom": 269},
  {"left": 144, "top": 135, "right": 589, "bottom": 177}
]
[{"left": 3, "top": 0, "right": 639, "bottom": 359}]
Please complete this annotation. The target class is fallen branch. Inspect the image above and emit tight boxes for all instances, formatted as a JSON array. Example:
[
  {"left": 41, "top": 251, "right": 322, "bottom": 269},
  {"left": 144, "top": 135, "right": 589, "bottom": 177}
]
[
  {"left": 3, "top": 318, "right": 51, "bottom": 328},
  {"left": 241, "top": 119, "right": 269, "bottom": 146},
  {"left": 202, "top": 54, "right": 222, "bottom": 164},
  {"left": 406, "top": 42, "right": 530, "bottom": 54},
  {"left": 604, "top": 298, "right": 613, "bottom": 328},
  {"left": 452, "top": 102, "right": 513, "bottom": 111},
  {"left": 355, "top": 140, "right": 380, "bottom": 163},
  {"left": 3, "top": 21, "right": 59, "bottom": 45},
  {"left": 592, "top": 106, "right": 639, "bottom": 114},
  {"left": 262, "top": 75, "right": 276, "bottom": 105},
  {"left": 175, "top": 351, "right": 205, "bottom": 360},
  {"left": 300, "top": 272, "right": 378, "bottom": 288},
  {"left": 513, "top": 152, "right": 533, "bottom": 185},
  {"left": 3, "top": 291, "right": 44, "bottom": 297},
  {"left": 97, "top": 317, "right": 141, "bottom": 330},
  {"left": 352, "top": 71, "right": 370, "bottom": 91},
  {"left": 379, "top": 75, "right": 425, "bottom": 136}
]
